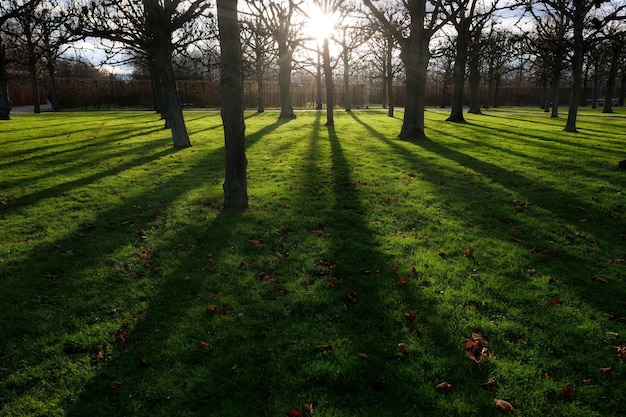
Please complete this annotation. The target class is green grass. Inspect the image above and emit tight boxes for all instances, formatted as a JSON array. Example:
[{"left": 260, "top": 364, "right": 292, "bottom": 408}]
[{"left": 1, "top": 108, "right": 625, "bottom": 416}]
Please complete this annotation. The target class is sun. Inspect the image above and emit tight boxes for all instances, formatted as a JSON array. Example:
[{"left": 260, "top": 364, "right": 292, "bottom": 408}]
[{"left": 304, "top": 6, "right": 339, "bottom": 43}]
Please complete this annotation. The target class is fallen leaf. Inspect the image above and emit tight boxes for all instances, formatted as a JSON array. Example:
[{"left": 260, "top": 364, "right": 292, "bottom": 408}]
[
  {"left": 358, "top": 353, "right": 369, "bottom": 360},
  {"left": 303, "top": 403, "right": 315, "bottom": 415},
  {"left": 599, "top": 367, "right": 615, "bottom": 377},
  {"left": 436, "top": 381, "right": 452, "bottom": 392},
  {"left": 115, "top": 329, "right": 128, "bottom": 343},
  {"left": 110, "top": 381, "right": 122, "bottom": 389},
  {"left": 138, "top": 358, "right": 149, "bottom": 368},
  {"left": 481, "top": 378, "right": 499, "bottom": 390},
  {"left": 206, "top": 305, "right": 218, "bottom": 313},
  {"left": 561, "top": 387, "right": 574, "bottom": 399},
  {"left": 396, "top": 276, "right": 408, "bottom": 286},
  {"left": 405, "top": 310, "right": 417, "bottom": 323},
  {"left": 548, "top": 298, "right": 563, "bottom": 306},
  {"left": 198, "top": 341, "right": 213, "bottom": 350},
  {"left": 138, "top": 310, "right": 148, "bottom": 323},
  {"left": 464, "top": 249, "right": 474, "bottom": 257},
  {"left": 397, "top": 343, "right": 410, "bottom": 354},
  {"left": 526, "top": 268, "right": 536, "bottom": 275},
  {"left": 494, "top": 399, "right": 515, "bottom": 412},
  {"left": 286, "top": 410, "right": 303, "bottom": 417},
  {"left": 592, "top": 276, "right": 608, "bottom": 284},
  {"left": 316, "top": 345, "right": 333, "bottom": 352}
]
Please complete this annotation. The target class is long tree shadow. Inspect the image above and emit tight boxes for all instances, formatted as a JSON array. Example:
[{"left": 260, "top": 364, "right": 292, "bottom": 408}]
[{"left": 349, "top": 111, "right": 626, "bottom": 331}]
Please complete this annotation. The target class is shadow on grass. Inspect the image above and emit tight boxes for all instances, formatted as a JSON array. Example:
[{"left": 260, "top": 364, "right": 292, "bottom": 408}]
[{"left": 349, "top": 111, "right": 626, "bottom": 322}]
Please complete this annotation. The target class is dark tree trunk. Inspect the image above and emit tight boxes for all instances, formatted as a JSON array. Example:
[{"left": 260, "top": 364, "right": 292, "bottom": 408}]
[
  {"left": 322, "top": 38, "right": 334, "bottom": 126},
  {"left": 440, "top": 77, "right": 449, "bottom": 108},
  {"left": 447, "top": 16, "right": 468, "bottom": 123},
  {"left": 143, "top": 0, "right": 192, "bottom": 147},
  {"left": 217, "top": 0, "right": 248, "bottom": 210},
  {"left": 467, "top": 40, "right": 481, "bottom": 114},
  {"left": 0, "top": 41, "right": 10, "bottom": 120},
  {"left": 564, "top": 4, "right": 584, "bottom": 133},
  {"left": 47, "top": 64, "right": 60, "bottom": 111},
  {"left": 342, "top": 50, "right": 351, "bottom": 112},
  {"left": 154, "top": 48, "right": 191, "bottom": 147},
  {"left": 591, "top": 66, "right": 598, "bottom": 109},
  {"left": 602, "top": 44, "right": 620, "bottom": 114},
  {"left": 255, "top": 43, "right": 265, "bottom": 113},
  {"left": 277, "top": 36, "right": 295, "bottom": 119},
  {"left": 28, "top": 61, "right": 40, "bottom": 114},
  {"left": 618, "top": 67, "right": 625, "bottom": 107},
  {"left": 386, "top": 33, "right": 394, "bottom": 117},
  {"left": 148, "top": 57, "right": 165, "bottom": 117},
  {"left": 550, "top": 70, "right": 560, "bottom": 118},
  {"left": 399, "top": 34, "right": 428, "bottom": 139},
  {"left": 256, "top": 73, "right": 265, "bottom": 113},
  {"left": 493, "top": 73, "right": 501, "bottom": 108}
]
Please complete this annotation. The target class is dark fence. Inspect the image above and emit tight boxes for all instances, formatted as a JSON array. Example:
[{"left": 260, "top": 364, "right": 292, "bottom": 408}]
[{"left": 9, "top": 76, "right": 585, "bottom": 110}]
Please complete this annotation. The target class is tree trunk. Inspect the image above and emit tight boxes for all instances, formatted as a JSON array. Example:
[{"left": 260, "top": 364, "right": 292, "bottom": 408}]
[
  {"left": 399, "top": 34, "right": 428, "bottom": 139},
  {"left": 322, "top": 38, "right": 334, "bottom": 126},
  {"left": 550, "top": 70, "right": 560, "bottom": 118},
  {"left": 28, "top": 61, "right": 40, "bottom": 114},
  {"left": 277, "top": 36, "right": 296, "bottom": 119},
  {"left": 47, "top": 64, "right": 60, "bottom": 111},
  {"left": 155, "top": 48, "right": 191, "bottom": 147},
  {"left": 255, "top": 42, "right": 265, "bottom": 113},
  {"left": 386, "top": 33, "right": 394, "bottom": 117},
  {"left": 342, "top": 50, "right": 351, "bottom": 112},
  {"left": 564, "top": 4, "right": 584, "bottom": 133},
  {"left": 602, "top": 44, "right": 619, "bottom": 114},
  {"left": 493, "top": 73, "right": 501, "bottom": 108},
  {"left": 256, "top": 70, "right": 265, "bottom": 113},
  {"left": 618, "top": 66, "right": 625, "bottom": 107},
  {"left": 0, "top": 41, "right": 10, "bottom": 120},
  {"left": 447, "top": 16, "right": 468, "bottom": 123},
  {"left": 217, "top": 0, "right": 248, "bottom": 210},
  {"left": 148, "top": 57, "right": 165, "bottom": 117},
  {"left": 467, "top": 40, "right": 481, "bottom": 114}
]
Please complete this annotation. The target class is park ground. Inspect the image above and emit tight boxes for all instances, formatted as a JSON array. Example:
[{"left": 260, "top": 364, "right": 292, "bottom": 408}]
[{"left": 0, "top": 107, "right": 625, "bottom": 416}]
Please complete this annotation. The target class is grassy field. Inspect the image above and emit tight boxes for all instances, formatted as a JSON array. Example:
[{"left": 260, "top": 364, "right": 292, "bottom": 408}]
[{"left": 1, "top": 108, "right": 625, "bottom": 416}]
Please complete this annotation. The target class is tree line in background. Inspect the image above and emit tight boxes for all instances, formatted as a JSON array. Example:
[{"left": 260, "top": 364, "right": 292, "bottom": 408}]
[{"left": 1, "top": 0, "right": 625, "bottom": 208}]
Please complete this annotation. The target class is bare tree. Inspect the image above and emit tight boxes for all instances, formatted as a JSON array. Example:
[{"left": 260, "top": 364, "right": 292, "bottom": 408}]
[
  {"left": 217, "top": 0, "right": 247, "bottom": 209},
  {"left": 0, "top": 0, "right": 42, "bottom": 119},
  {"left": 364, "top": 0, "right": 448, "bottom": 139},
  {"left": 241, "top": 16, "right": 274, "bottom": 113},
  {"left": 70, "top": 0, "right": 210, "bottom": 147},
  {"left": 248, "top": 0, "right": 305, "bottom": 120}
]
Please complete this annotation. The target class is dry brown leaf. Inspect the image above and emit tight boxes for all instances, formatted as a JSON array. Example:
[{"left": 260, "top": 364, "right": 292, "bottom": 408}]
[
  {"left": 494, "top": 399, "right": 515, "bottom": 413},
  {"left": 436, "top": 381, "right": 452, "bottom": 392},
  {"left": 592, "top": 276, "right": 609, "bottom": 284},
  {"left": 198, "top": 341, "right": 213, "bottom": 350},
  {"left": 316, "top": 345, "right": 333, "bottom": 352}
]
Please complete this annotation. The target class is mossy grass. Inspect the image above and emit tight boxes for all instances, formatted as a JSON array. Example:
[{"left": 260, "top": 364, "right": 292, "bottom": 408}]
[{"left": 1, "top": 108, "right": 625, "bottom": 416}]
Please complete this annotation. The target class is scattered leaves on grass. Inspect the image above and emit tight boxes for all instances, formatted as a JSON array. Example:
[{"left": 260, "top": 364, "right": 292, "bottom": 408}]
[
  {"left": 328, "top": 277, "right": 339, "bottom": 288},
  {"left": 316, "top": 345, "right": 333, "bottom": 352},
  {"left": 515, "top": 202, "right": 531, "bottom": 212},
  {"left": 465, "top": 333, "right": 490, "bottom": 364},
  {"left": 494, "top": 399, "right": 515, "bottom": 413},
  {"left": 436, "top": 381, "right": 452, "bottom": 392}
]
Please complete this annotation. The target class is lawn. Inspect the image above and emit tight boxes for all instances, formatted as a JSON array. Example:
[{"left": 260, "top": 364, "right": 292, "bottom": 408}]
[{"left": 0, "top": 108, "right": 625, "bottom": 416}]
